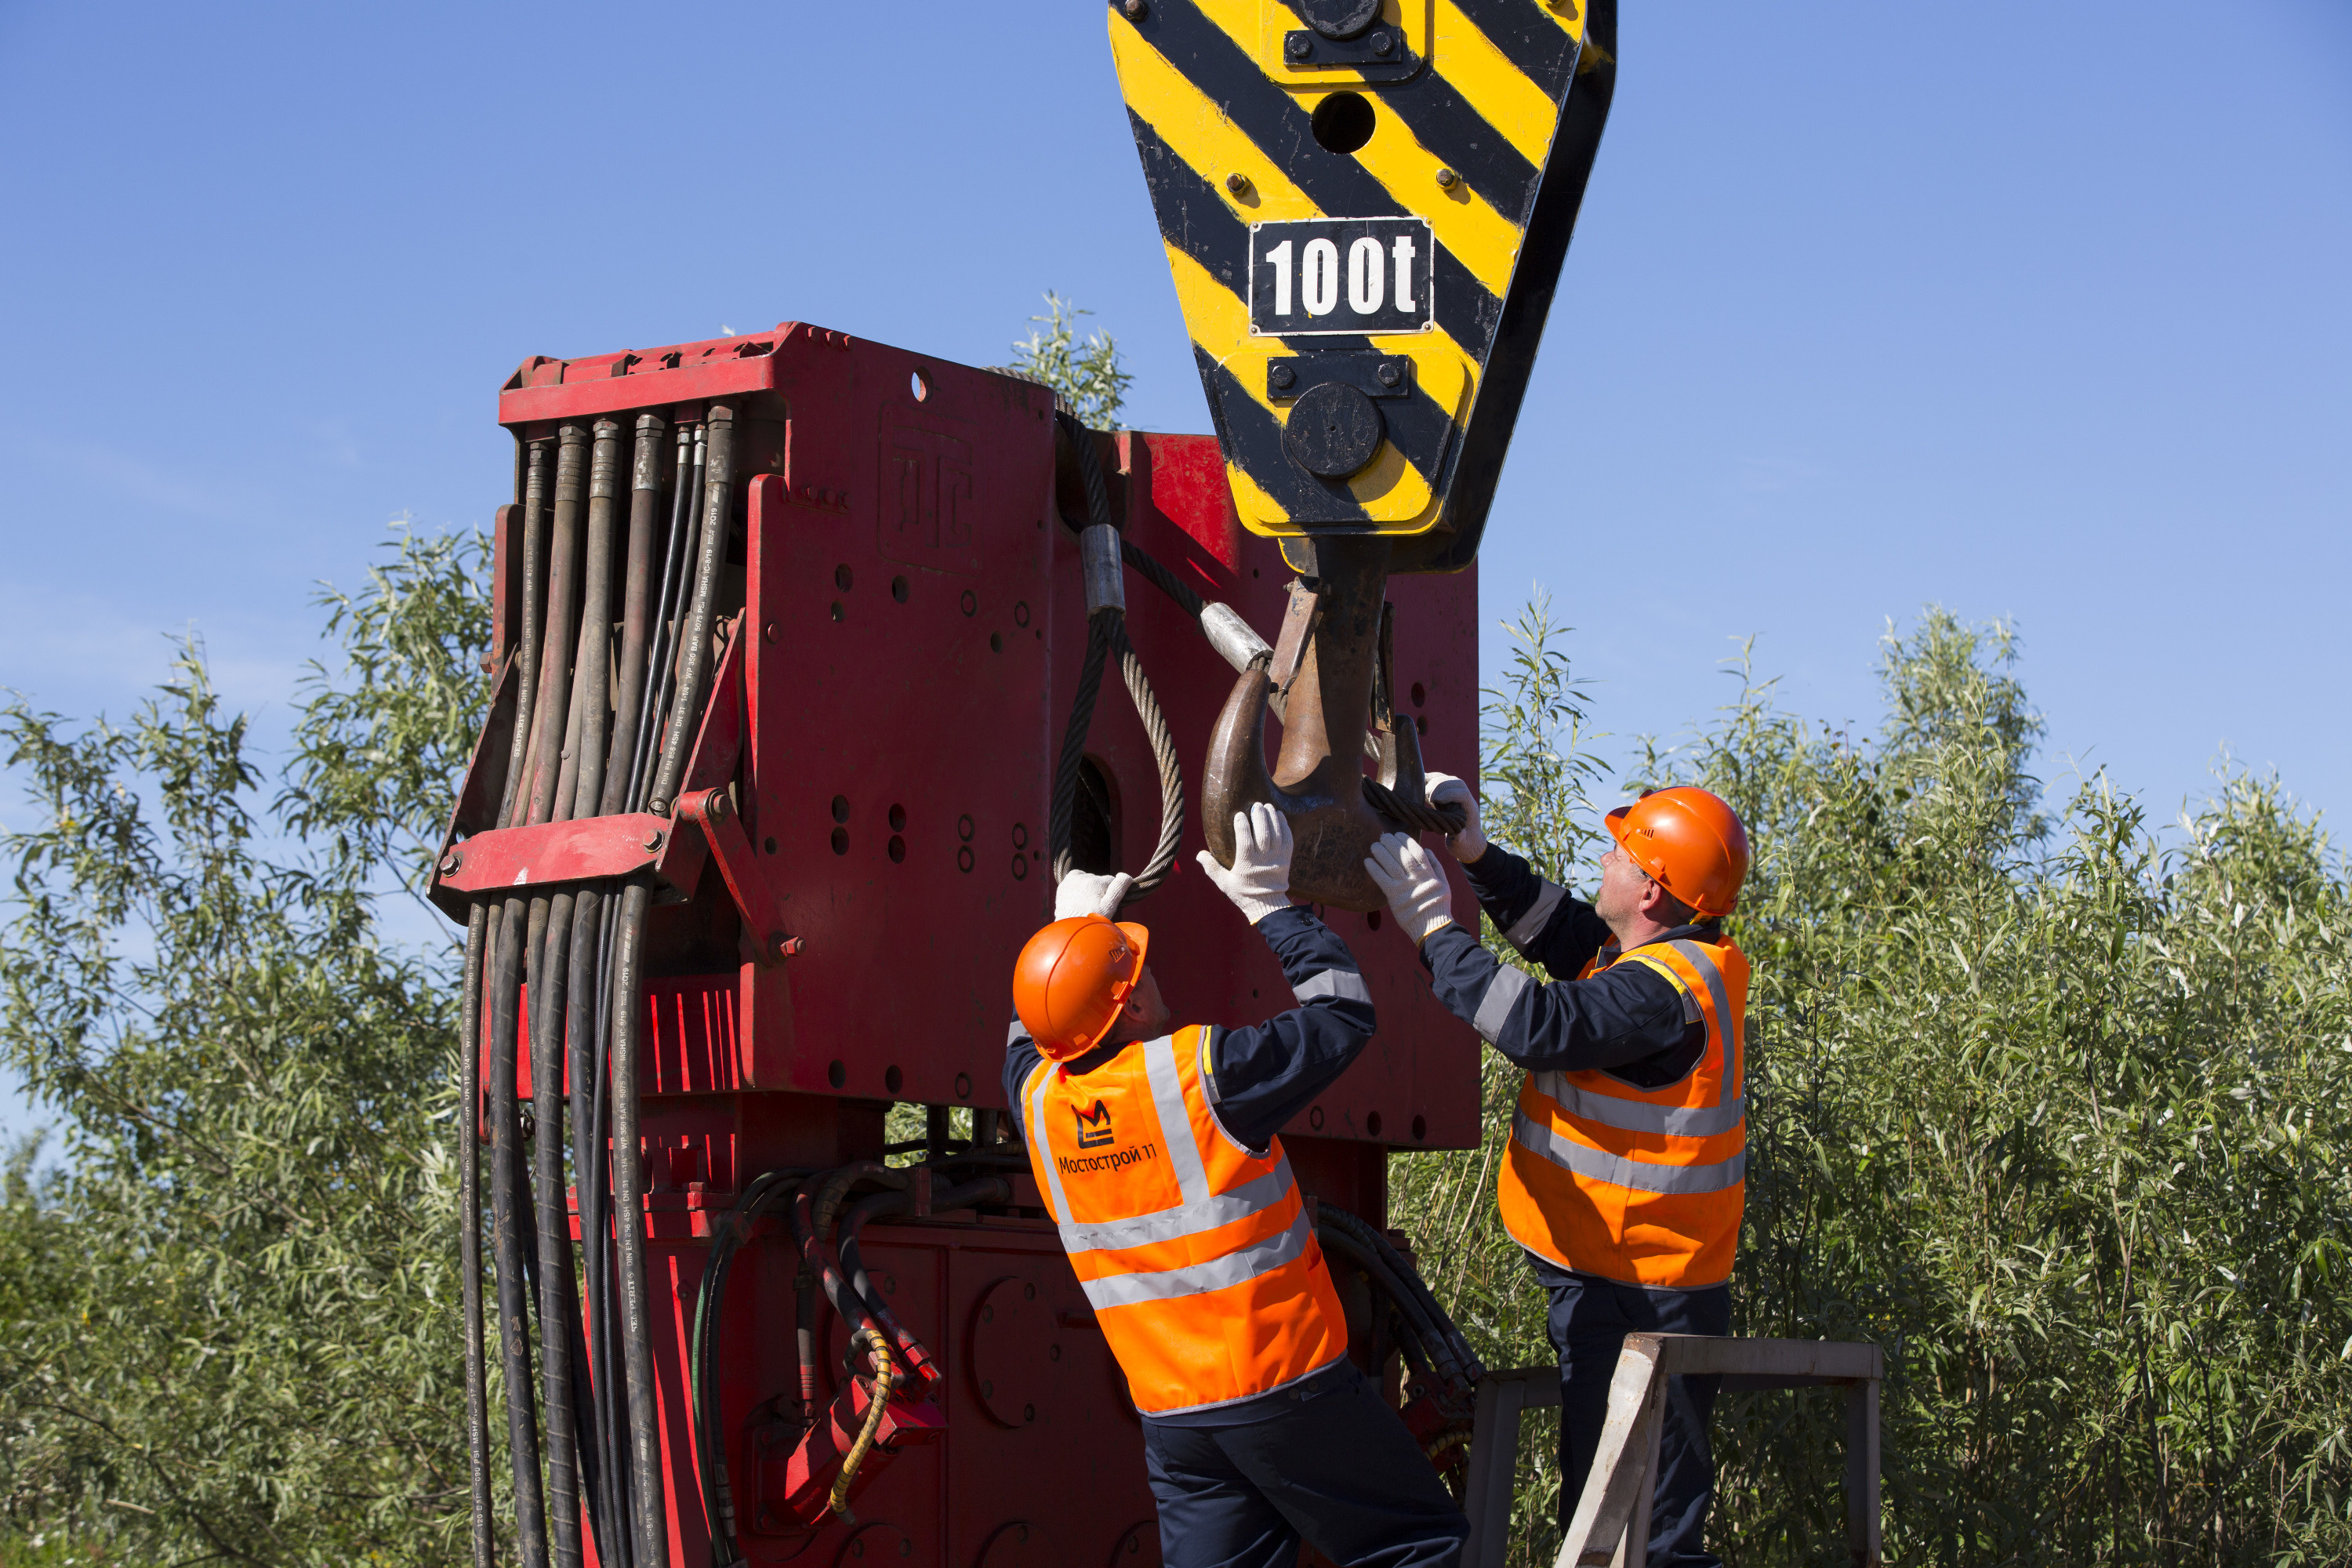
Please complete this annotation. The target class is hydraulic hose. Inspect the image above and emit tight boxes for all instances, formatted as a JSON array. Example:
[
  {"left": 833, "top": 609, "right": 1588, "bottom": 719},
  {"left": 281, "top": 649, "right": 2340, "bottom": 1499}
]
[
  {"left": 647, "top": 403, "right": 735, "bottom": 817},
  {"left": 459, "top": 898, "right": 494, "bottom": 1568},
  {"left": 486, "top": 901, "right": 550, "bottom": 1568},
  {"left": 499, "top": 439, "right": 549, "bottom": 829}
]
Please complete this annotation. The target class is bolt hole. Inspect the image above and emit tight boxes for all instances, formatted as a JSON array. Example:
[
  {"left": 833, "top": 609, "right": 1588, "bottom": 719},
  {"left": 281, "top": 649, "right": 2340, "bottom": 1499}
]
[
  {"left": 1012, "top": 822, "right": 1029, "bottom": 848},
  {"left": 1013, "top": 600, "right": 1031, "bottom": 627},
  {"left": 764, "top": 835, "right": 778, "bottom": 855},
  {"left": 1011, "top": 855, "right": 1029, "bottom": 880},
  {"left": 891, "top": 575, "right": 909, "bottom": 603},
  {"left": 827, "top": 1059, "right": 847, "bottom": 1089},
  {"left": 1367, "top": 1109, "right": 1384, "bottom": 1138},
  {"left": 1367, "top": 909, "right": 1382, "bottom": 930},
  {"left": 888, "top": 834, "right": 906, "bottom": 862},
  {"left": 1308, "top": 1105, "right": 1324, "bottom": 1130},
  {"left": 1310, "top": 91, "right": 1376, "bottom": 155},
  {"left": 1410, "top": 681, "right": 1425, "bottom": 708},
  {"left": 835, "top": 564, "right": 854, "bottom": 591},
  {"left": 1412, "top": 1114, "right": 1428, "bottom": 1142},
  {"left": 957, "top": 845, "right": 975, "bottom": 873},
  {"left": 889, "top": 804, "right": 906, "bottom": 831},
  {"left": 990, "top": 631, "right": 1004, "bottom": 653},
  {"left": 831, "top": 794, "right": 851, "bottom": 823},
  {"left": 957, "top": 814, "right": 975, "bottom": 841},
  {"left": 955, "top": 1073, "right": 972, "bottom": 1100},
  {"left": 960, "top": 589, "right": 977, "bottom": 617},
  {"left": 884, "top": 1065, "right": 903, "bottom": 1094},
  {"left": 1416, "top": 715, "right": 1428, "bottom": 737},
  {"left": 830, "top": 601, "right": 844, "bottom": 622},
  {"left": 910, "top": 368, "right": 931, "bottom": 401},
  {"left": 830, "top": 826, "right": 849, "bottom": 855}
]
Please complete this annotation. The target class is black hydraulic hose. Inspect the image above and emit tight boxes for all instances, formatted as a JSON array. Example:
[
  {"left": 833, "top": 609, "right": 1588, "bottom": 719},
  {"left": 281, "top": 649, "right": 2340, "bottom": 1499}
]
[
  {"left": 528, "top": 888, "right": 582, "bottom": 1568},
  {"left": 459, "top": 900, "right": 494, "bottom": 1568},
  {"left": 626, "top": 426, "right": 699, "bottom": 812},
  {"left": 573, "top": 891, "right": 628, "bottom": 1568},
  {"left": 500, "top": 439, "right": 549, "bottom": 830},
  {"left": 602, "top": 414, "right": 665, "bottom": 818},
  {"left": 607, "top": 887, "right": 663, "bottom": 1568},
  {"left": 1318, "top": 1205, "right": 1486, "bottom": 1384},
  {"left": 486, "top": 902, "right": 550, "bottom": 1568},
  {"left": 691, "top": 1171, "right": 807, "bottom": 1566},
  {"left": 1312, "top": 1219, "right": 1460, "bottom": 1391},
  {"left": 836, "top": 1178, "right": 1011, "bottom": 1390},
  {"left": 647, "top": 404, "right": 735, "bottom": 816},
  {"left": 791, "top": 1189, "right": 893, "bottom": 1354}
]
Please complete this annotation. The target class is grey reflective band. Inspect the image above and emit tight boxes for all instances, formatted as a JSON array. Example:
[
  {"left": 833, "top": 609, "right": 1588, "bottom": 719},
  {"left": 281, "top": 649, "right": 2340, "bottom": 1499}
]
[
  {"left": 1142, "top": 1033, "right": 1211, "bottom": 1206},
  {"left": 1530, "top": 1072, "right": 1747, "bottom": 1139},
  {"left": 1293, "top": 968, "right": 1372, "bottom": 1004},
  {"left": 1079, "top": 1208, "right": 1314, "bottom": 1310},
  {"left": 1504, "top": 880, "right": 1567, "bottom": 953},
  {"left": 1026, "top": 1066, "right": 1071, "bottom": 1222},
  {"left": 1056, "top": 1157, "right": 1295, "bottom": 1254},
  {"left": 1006, "top": 1018, "right": 1029, "bottom": 1047},
  {"left": 1512, "top": 1110, "right": 1747, "bottom": 1195},
  {"left": 1472, "top": 965, "right": 1533, "bottom": 1043},
  {"left": 1664, "top": 939, "right": 1740, "bottom": 1095}
]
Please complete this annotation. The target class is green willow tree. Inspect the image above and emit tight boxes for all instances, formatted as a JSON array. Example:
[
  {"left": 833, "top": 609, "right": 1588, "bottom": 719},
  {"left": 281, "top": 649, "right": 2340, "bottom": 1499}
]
[{"left": 0, "top": 530, "right": 491, "bottom": 1565}]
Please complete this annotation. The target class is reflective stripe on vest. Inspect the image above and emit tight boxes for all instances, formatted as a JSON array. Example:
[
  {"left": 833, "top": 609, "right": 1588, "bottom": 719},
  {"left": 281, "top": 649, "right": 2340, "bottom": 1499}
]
[
  {"left": 1021, "top": 1025, "right": 1347, "bottom": 1414},
  {"left": 1496, "top": 934, "right": 1750, "bottom": 1290}
]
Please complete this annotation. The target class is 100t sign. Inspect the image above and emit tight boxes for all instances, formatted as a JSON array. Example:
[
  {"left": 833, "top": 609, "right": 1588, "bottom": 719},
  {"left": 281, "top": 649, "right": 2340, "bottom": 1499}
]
[{"left": 1248, "top": 216, "right": 1435, "bottom": 337}]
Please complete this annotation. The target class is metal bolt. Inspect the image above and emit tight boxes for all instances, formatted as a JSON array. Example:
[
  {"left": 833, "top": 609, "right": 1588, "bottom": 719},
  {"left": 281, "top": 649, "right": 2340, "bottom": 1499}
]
[
  {"left": 1121, "top": 0, "right": 1147, "bottom": 16},
  {"left": 1435, "top": 168, "right": 1458, "bottom": 189},
  {"left": 642, "top": 829, "right": 665, "bottom": 851},
  {"left": 1270, "top": 362, "right": 1296, "bottom": 390},
  {"left": 1376, "top": 361, "right": 1401, "bottom": 387},
  {"left": 764, "top": 621, "right": 779, "bottom": 643},
  {"left": 438, "top": 851, "right": 463, "bottom": 875},
  {"left": 1285, "top": 34, "right": 1310, "bottom": 59},
  {"left": 777, "top": 936, "right": 804, "bottom": 959},
  {"left": 1371, "top": 30, "right": 1394, "bottom": 55},
  {"left": 1225, "top": 171, "right": 1250, "bottom": 194},
  {"left": 703, "top": 789, "right": 728, "bottom": 820}
]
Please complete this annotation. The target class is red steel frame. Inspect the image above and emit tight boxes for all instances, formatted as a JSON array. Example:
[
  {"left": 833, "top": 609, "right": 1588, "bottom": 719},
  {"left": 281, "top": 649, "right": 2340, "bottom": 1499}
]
[{"left": 442, "top": 322, "right": 1481, "bottom": 1566}]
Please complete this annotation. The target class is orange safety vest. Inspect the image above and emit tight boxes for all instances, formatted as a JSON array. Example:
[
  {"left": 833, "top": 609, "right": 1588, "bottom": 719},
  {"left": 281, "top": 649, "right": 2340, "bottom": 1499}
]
[
  {"left": 1495, "top": 935, "right": 1749, "bottom": 1289},
  {"left": 1020, "top": 1024, "right": 1348, "bottom": 1417}
]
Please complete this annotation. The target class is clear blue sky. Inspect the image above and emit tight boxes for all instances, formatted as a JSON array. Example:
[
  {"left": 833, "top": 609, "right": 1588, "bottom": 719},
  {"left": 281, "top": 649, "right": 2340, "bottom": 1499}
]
[{"left": 3, "top": 5, "right": 2347, "bottom": 1136}]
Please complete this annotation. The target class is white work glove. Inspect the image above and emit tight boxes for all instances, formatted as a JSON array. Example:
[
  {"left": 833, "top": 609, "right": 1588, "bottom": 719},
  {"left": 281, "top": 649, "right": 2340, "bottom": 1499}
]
[
  {"left": 1365, "top": 832, "right": 1455, "bottom": 946},
  {"left": 1424, "top": 771, "right": 1487, "bottom": 864},
  {"left": 1054, "top": 869, "right": 1136, "bottom": 921},
  {"left": 1194, "top": 803, "right": 1294, "bottom": 925}
]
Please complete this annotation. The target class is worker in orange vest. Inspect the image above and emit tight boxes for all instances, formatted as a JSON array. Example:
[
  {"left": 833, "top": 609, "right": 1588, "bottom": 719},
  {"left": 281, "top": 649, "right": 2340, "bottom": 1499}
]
[
  {"left": 1004, "top": 803, "right": 1469, "bottom": 1568},
  {"left": 1365, "top": 782, "right": 1751, "bottom": 1568}
]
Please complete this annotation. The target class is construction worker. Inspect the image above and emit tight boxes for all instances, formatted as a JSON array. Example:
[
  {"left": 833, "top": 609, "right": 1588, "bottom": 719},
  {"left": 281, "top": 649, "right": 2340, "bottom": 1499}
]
[
  {"left": 1003, "top": 802, "right": 1469, "bottom": 1568},
  {"left": 1363, "top": 779, "right": 1751, "bottom": 1568}
]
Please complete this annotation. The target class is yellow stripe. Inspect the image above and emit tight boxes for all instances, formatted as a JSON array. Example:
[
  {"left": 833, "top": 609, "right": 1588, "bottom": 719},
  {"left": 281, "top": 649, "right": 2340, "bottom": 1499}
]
[
  {"left": 1110, "top": 21, "right": 1326, "bottom": 223},
  {"left": 1345, "top": 93, "right": 1522, "bottom": 296},
  {"left": 1431, "top": 0, "right": 1563, "bottom": 167},
  {"left": 1532, "top": 0, "right": 1588, "bottom": 42}
]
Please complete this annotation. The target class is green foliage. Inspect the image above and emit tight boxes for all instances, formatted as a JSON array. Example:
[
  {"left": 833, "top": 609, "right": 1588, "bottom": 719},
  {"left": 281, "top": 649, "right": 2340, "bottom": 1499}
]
[
  {"left": 1006, "top": 291, "right": 1132, "bottom": 428},
  {"left": 1392, "top": 606, "right": 2352, "bottom": 1566},
  {"left": 0, "top": 528, "right": 491, "bottom": 1564}
]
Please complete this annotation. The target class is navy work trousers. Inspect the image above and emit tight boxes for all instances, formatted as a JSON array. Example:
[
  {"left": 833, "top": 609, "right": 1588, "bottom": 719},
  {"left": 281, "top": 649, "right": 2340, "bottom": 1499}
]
[
  {"left": 1533, "top": 1255, "right": 1732, "bottom": 1568},
  {"left": 1141, "top": 1363, "right": 1468, "bottom": 1568}
]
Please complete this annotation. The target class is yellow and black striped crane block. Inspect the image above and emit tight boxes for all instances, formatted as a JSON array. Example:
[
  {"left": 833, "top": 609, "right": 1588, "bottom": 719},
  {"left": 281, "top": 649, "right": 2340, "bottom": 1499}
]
[{"left": 1109, "top": 0, "right": 1615, "bottom": 572}]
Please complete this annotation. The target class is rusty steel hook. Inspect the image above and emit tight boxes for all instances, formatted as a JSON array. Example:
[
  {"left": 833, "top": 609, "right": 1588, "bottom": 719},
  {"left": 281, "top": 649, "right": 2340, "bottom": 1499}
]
[{"left": 1202, "top": 538, "right": 1450, "bottom": 911}]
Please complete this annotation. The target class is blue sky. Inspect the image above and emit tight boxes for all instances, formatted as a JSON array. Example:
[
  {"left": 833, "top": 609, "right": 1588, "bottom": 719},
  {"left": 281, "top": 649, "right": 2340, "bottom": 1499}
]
[{"left": 2, "top": 3, "right": 2347, "bottom": 1138}]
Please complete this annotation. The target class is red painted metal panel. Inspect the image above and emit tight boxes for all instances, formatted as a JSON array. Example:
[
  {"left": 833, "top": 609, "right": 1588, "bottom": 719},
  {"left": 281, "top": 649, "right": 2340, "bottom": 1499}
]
[{"left": 439, "top": 811, "right": 674, "bottom": 895}]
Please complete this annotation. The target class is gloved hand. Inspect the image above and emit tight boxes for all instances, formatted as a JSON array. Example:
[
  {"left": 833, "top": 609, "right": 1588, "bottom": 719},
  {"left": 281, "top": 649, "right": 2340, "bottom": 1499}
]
[
  {"left": 1194, "top": 803, "right": 1294, "bottom": 925},
  {"left": 1365, "top": 832, "right": 1454, "bottom": 946},
  {"left": 1054, "top": 869, "right": 1136, "bottom": 921},
  {"left": 1424, "top": 771, "right": 1487, "bottom": 864}
]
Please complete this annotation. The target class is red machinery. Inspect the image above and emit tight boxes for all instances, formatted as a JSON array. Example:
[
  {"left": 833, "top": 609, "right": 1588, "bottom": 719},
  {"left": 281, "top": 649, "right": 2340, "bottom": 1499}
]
[{"left": 437, "top": 324, "right": 1483, "bottom": 1567}]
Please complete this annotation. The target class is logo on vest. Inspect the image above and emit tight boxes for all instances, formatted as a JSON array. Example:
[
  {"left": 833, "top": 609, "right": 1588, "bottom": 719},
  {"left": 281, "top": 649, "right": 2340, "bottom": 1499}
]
[{"left": 1074, "top": 1099, "right": 1114, "bottom": 1149}]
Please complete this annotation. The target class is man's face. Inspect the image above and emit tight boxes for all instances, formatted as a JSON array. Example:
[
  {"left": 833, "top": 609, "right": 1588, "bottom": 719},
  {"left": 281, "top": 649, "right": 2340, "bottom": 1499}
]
[{"left": 1592, "top": 840, "right": 1653, "bottom": 930}]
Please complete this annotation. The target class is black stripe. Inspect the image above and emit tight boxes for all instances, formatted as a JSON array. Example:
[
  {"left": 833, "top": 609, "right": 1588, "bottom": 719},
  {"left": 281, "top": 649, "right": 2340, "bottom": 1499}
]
[
  {"left": 1447, "top": 0, "right": 1585, "bottom": 98},
  {"left": 1196, "top": 347, "right": 1374, "bottom": 525},
  {"left": 1126, "top": 3, "right": 1504, "bottom": 353},
  {"left": 1377, "top": 70, "right": 1546, "bottom": 227},
  {"left": 1127, "top": 110, "right": 1461, "bottom": 492}
]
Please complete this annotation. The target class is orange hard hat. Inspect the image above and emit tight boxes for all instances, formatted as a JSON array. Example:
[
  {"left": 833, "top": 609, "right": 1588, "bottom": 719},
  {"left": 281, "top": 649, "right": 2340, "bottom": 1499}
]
[
  {"left": 1605, "top": 786, "right": 1751, "bottom": 919},
  {"left": 1013, "top": 916, "right": 1151, "bottom": 1062}
]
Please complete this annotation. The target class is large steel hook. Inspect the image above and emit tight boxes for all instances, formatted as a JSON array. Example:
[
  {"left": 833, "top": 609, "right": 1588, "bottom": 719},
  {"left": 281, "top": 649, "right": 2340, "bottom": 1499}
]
[{"left": 1201, "top": 538, "right": 1450, "bottom": 911}]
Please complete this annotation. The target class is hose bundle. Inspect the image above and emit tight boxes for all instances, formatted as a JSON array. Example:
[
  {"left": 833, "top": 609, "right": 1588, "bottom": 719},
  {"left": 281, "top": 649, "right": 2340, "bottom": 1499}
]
[{"left": 461, "top": 407, "right": 740, "bottom": 1568}]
